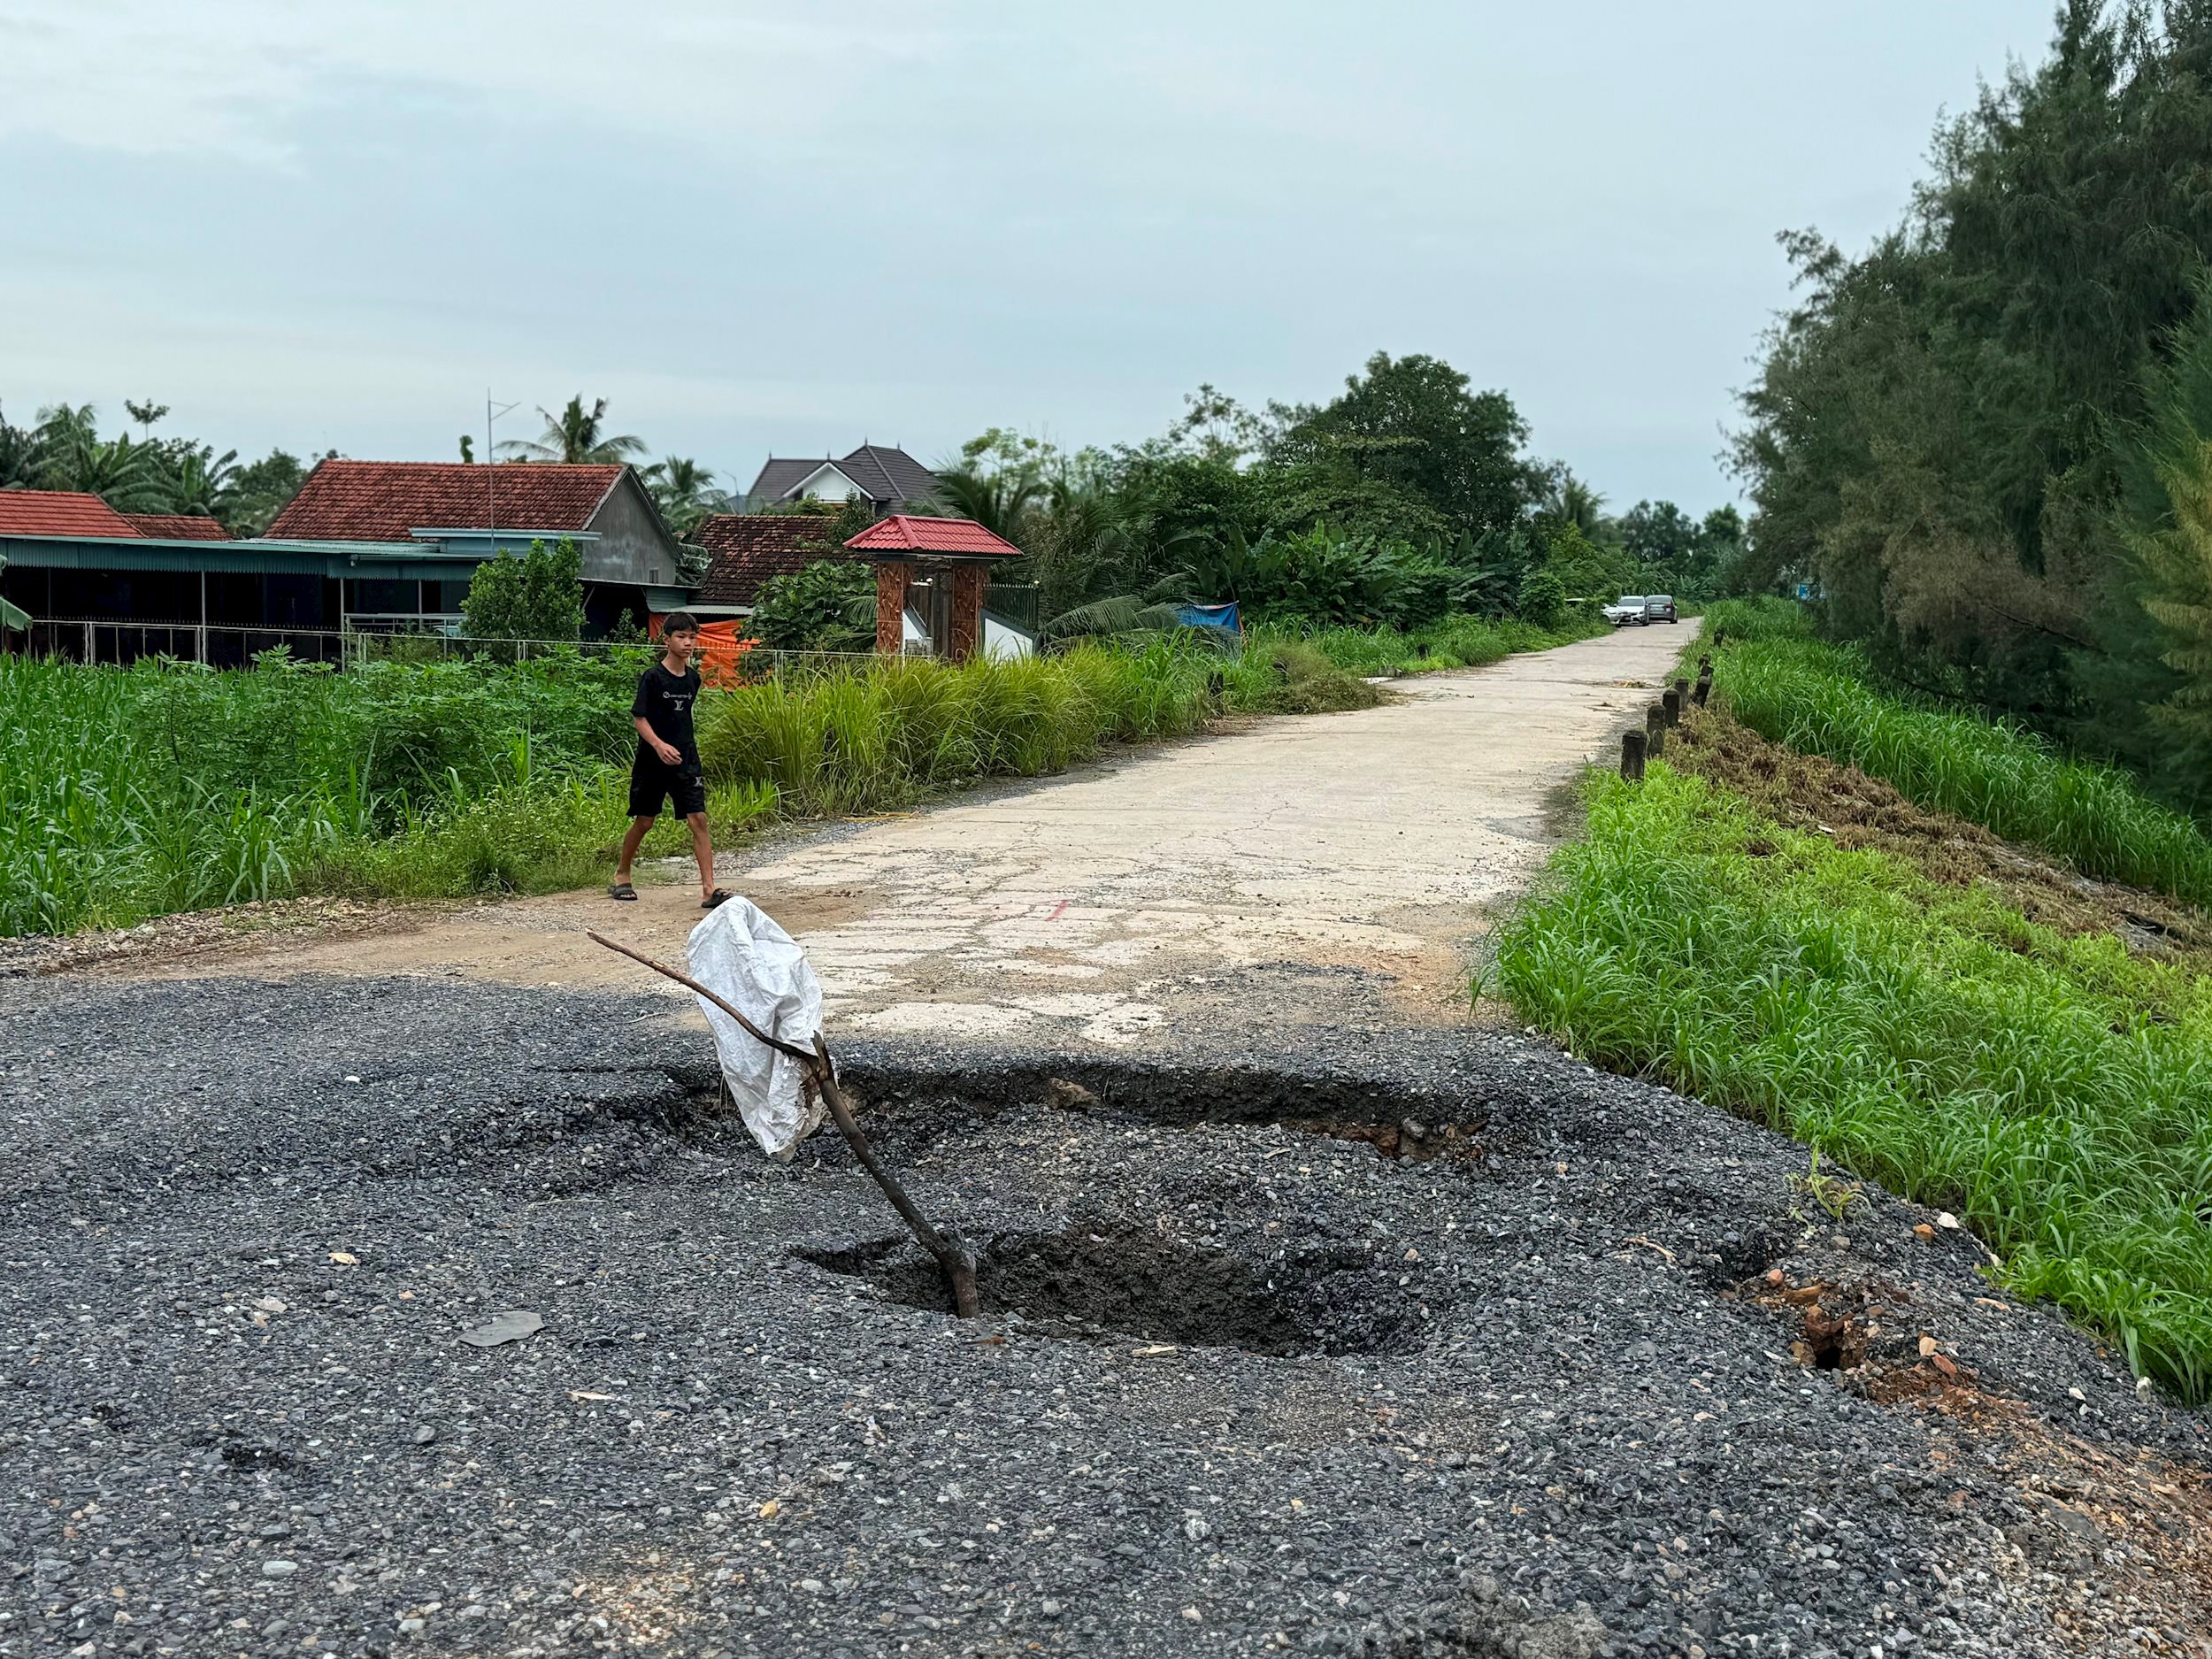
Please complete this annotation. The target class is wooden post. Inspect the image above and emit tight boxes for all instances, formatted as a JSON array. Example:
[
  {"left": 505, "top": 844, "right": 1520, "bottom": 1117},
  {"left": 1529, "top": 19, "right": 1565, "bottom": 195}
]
[
  {"left": 874, "top": 560, "right": 910, "bottom": 655},
  {"left": 1621, "top": 728, "right": 1646, "bottom": 782},
  {"left": 1692, "top": 669, "right": 1712, "bottom": 708},
  {"left": 1672, "top": 677, "right": 1690, "bottom": 705},
  {"left": 1663, "top": 687, "right": 1683, "bottom": 726},
  {"left": 1645, "top": 703, "right": 1666, "bottom": 758}
]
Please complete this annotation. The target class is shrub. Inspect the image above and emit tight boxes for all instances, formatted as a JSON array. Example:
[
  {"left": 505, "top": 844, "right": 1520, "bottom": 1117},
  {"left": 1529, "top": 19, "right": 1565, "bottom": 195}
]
[
  {"left": 462, "top": 536, "right": 586, "bottom": 646},
  {"left": 748, "top": 559, "right": 876, "bottom": 653}
]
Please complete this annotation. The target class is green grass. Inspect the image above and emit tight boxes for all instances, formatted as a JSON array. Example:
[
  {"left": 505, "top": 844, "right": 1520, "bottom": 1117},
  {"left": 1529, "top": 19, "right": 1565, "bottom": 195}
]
[
  {"left": 1712, "top": 634, "right": 2212, "bottom": 907},
  {"left": 1265, "top": 611, "right": 1609, "bottom": 679},
  {"left": 1699, "top": 595, "right": 1816, "bottom": 644},
  {"left": 1500, "top": 764, "right": 2212, "bottom": 1401},
  {"left": 0, "top": 643, "right": 1222, "bottom": 938},
  {"left": 2, "top": 611, "right": 1596, "bottom": 941}
]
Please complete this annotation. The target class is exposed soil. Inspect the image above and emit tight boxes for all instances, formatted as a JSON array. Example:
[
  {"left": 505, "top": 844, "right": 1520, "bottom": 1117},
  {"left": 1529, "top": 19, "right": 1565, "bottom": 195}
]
[
  {"left": 1670, "top": 703, "right": 2212, "bottom": 960},
  {"left": 796, "top": 1225, "right": 1423, "bottom": 1356}
]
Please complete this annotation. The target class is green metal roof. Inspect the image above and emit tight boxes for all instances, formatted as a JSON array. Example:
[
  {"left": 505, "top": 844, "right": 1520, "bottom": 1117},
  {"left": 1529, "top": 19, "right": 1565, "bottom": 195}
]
[{"left": 0, "top": 533, "right": 480, "bottom": 581}]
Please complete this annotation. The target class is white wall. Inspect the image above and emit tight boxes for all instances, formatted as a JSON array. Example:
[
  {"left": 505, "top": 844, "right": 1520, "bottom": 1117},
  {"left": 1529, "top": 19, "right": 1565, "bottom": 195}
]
[
  {"left": 792, "top": 463, "right": 860, "bottom": 503},
  {"left": 984, "top": 616, "right": 1033, "bottom": 659}
]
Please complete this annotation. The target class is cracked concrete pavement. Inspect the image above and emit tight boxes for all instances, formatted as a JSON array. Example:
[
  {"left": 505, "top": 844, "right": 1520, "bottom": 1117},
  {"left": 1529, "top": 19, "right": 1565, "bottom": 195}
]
[{"left": 137, "top": 626, "right": 1689, "bottom": 1047}]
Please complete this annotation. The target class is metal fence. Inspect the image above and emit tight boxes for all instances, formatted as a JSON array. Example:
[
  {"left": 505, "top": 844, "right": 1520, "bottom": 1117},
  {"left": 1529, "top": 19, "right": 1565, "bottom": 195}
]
[{"left": 4, "top": 616, "right": 928, "bottom": 680}]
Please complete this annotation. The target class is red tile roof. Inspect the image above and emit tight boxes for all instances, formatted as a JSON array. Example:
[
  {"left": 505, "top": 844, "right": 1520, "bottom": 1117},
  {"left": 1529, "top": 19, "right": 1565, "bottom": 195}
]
[
  {"left": 123, "top": 513, "right": 229, "bottom": 541},
  {"left": 263, "top": 459, "right": 625, "bottom": 541},
  {"left": 0, "top": 489, "right": 145, "bottom": 539},
  {"left": 690, "top": 513, "right": 861, "bottom": 606},
  {"left": 843, "top": 514, "right": 1025, "bottom": 558}
]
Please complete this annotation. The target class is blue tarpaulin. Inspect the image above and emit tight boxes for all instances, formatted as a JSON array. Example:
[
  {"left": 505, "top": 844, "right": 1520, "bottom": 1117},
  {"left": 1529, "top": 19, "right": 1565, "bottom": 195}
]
[{"left": 1174, "top": 602, "right": 1240, "bottom": 635}]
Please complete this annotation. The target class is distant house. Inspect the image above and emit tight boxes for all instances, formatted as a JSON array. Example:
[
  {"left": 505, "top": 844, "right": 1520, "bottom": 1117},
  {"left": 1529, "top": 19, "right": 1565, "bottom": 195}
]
[
  {"left": 265, "top": 459, "right": 699, "bottom": 633},
  {"left": 745, "top": 444, "right": 941, "bottom": 517},
  {"left": 0, "top": 463, "right": 701, "bottom": 664},
  {"left": 687, "top": 515, "right": 861, "bottom": 616}
]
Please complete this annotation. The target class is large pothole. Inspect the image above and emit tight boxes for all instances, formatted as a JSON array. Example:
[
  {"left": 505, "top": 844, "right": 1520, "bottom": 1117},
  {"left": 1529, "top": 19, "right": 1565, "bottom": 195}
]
[{"left": 797, "top": 1226, "right": 1425, "bottom": 1356}]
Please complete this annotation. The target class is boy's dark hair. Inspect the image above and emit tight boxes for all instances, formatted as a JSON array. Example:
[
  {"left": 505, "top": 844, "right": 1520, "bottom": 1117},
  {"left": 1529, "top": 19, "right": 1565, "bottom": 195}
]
[{"left": 662, "top": 611, "right": 701, "bottom": 636}]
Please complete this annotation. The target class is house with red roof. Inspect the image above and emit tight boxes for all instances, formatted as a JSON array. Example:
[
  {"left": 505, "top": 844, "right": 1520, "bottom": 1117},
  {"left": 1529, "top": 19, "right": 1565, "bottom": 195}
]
[
  {"left": 0, "top": 462, "right": 700, "bottom": 664},
  {"left": 265, "top": 459, "right": 699, "bottom": 634},
  {"left": 684, "top": 513, "right": 865, "bottom": 616}
]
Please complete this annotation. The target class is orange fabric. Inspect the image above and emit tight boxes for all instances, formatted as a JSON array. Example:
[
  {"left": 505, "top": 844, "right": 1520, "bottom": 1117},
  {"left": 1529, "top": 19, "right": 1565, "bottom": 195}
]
[
  {"left": 643, "top": 615, "right": 754, "bottom": 684},
  {"left": 694, "top": 619, "right": 755, "bottom": 687}
]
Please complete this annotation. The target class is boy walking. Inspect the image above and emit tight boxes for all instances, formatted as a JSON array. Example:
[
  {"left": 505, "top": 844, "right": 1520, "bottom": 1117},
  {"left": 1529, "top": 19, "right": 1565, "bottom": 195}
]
[{"left": 610, "top": 611, "right": 730, "bottom": 910}]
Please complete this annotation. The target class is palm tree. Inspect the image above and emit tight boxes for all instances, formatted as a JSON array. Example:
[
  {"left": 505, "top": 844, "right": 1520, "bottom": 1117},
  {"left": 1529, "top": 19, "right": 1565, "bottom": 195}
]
[
  {"left": 35, "top": 406, "right": 170, "bottom": 511},
  {"left": 165, "top": 445, "right": 241, "bottom": 518},
  {"left": 0, "top": 404, "right": 38, "bottom": 489},
  {"left": 498, "top": 396, "right": 647, "bottom": 464},
  {"left": 641, "top": 455, "right": 732, "bottom": 536},
  {"left": 1546, "top": 471, "right": 1608, "bottom": 539},
  {"left": 932, "top": 462, "right": 1045, "bottom": 546}
]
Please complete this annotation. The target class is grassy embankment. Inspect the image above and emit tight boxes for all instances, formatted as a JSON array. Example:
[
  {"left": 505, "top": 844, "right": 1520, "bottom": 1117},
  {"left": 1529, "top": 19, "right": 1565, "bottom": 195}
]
[
  {"left": 1279, "top": 611, "right": 1610, "bottom": 679},
  {"left": 1499, "top": 597, "right": 2212, "bottom": 1401}
]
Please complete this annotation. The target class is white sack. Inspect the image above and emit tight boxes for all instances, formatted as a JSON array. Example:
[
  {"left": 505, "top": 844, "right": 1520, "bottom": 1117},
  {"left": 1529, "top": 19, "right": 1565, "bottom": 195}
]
[{"left": 685, "top": 895, "right": 827, "bottom": 1157}]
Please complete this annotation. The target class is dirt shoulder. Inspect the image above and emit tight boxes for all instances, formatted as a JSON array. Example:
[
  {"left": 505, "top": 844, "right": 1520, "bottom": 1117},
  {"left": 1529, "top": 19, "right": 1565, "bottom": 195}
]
[{"left": 1668, "top": 701, "right": 2212, "bottom": 962}]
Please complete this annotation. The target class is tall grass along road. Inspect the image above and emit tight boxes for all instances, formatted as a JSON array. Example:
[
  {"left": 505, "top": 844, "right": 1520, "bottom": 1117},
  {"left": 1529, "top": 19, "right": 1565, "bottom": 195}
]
[
  {"left": 1, "top": 644, "right": 1252, "bottom": 939},
  {"left": 1702, "top": 600, "right": 2212, "bottom": 909},
  {"left": 1503, "top": 615, "right": 2212, "bottom": 1400},
  {"left": 8, "top": 617, "right": 1593, "bottom": 943}
]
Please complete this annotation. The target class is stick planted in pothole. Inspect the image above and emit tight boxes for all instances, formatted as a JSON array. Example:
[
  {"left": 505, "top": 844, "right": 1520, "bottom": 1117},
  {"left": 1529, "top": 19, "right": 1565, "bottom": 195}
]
[{"left": 585, "top": 929, "right": 981, "bottom": 1317}]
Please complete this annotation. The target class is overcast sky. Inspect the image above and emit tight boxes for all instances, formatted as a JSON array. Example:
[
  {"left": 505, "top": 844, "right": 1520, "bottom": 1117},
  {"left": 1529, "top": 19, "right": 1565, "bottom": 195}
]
[{"left": 0, "top": 1, "right": 2057, "bottom": 512}]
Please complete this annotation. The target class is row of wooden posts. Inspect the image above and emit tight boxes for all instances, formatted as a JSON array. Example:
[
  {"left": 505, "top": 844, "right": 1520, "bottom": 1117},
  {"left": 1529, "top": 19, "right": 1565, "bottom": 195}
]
[{"left": 1620, "top": 656, "right": 1714, "bottom": 781}]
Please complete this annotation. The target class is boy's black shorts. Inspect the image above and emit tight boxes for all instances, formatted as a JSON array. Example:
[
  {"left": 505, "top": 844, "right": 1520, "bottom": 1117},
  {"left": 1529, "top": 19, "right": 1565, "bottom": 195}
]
[{"left": 629, "top": 757, "right": 706, "bottom": 819}]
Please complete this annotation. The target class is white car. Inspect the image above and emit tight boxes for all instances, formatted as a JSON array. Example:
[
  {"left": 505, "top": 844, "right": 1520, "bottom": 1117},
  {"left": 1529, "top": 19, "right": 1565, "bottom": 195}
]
[{"left": 1603, "top": 595, "right": 1649, "bottom": 627}]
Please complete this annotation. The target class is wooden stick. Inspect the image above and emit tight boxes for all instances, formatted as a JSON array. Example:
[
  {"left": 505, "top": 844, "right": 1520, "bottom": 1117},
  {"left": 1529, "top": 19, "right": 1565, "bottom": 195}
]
[{"left": 586, "top": 929, "right": 981, "bottom": 1317}]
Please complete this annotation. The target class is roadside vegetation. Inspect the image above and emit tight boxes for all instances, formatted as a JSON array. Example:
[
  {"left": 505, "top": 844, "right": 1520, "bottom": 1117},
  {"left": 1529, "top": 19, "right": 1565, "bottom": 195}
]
[
  {"left": 1699, "top": 597, "right": 2212, "bottom": 910},
  {"left": 0, "top": 638, "right": 1392, "bottom": 940},
  {"left": 1265, "top": 611, "right": 1607, "bottom": 679},
  {"left": 1729, "top": 6, "right": 2212, "bottom": 815},
  {"left": 1502, "top": 761, "right": 2212, "bottom": 1402},
  {"left": 1503, "top": 596, "right": 2212, "bottom": 1401}
]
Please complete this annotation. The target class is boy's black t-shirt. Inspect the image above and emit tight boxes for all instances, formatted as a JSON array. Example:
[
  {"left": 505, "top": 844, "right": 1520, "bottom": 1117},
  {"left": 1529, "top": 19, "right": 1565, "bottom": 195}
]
[{"left": 631, "top": 662, "right": 703, "bottom": 767}]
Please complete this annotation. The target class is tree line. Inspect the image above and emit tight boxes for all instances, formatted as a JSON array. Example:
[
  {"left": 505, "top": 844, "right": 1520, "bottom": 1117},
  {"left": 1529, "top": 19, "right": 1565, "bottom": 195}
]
[
  {"left": 6, "top": 365, "right": 1747, "bottom": 652},
  {"left": 750, "top": 352, "right": 1748, "bottom": 652},
  {"left": 1732, "top": 0, "right": 2212, "bottom": 808}
]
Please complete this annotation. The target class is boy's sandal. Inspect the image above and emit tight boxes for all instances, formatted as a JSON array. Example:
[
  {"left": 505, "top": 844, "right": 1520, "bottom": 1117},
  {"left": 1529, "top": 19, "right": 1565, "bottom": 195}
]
[
  {"left": 608, "top": 882, "right": 638, "bottom": 901},
  {"left": 701, "top": 888, "right": 733, "bottom": 910}
]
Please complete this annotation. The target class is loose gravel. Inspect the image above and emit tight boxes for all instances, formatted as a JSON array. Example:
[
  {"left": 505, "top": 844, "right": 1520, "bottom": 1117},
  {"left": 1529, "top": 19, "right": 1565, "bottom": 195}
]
[{"left": 4, "top": 973, "right": 2209, "bottom": 1658}]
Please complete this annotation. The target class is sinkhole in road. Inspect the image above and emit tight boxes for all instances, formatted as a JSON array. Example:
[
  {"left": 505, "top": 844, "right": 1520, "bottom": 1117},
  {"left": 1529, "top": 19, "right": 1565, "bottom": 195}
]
[{"left": 797, "top": 1226, "right": 1423, "bottom": 1357}]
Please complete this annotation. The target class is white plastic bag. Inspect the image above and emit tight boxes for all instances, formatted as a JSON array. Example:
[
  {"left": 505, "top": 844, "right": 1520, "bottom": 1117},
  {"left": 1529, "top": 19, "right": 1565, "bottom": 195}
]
[{"left": 685, "top": 895, "right": 827, "bottom": 1157}]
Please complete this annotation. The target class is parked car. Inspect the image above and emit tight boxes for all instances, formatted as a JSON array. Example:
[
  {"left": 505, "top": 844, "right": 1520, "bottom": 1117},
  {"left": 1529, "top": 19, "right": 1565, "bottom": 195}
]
[
  {"left": 1641, "top": 594, "right": 1678, "bottom": 624},
  {"left": 1603, "top": 595, "right": 1648, "bottom": 627}
]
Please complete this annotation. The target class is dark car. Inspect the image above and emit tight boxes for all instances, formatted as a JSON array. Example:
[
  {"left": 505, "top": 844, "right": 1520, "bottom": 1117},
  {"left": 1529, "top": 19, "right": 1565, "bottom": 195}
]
[{"left": 1641, "top": 594, "right": 1678, "bottom": 624}]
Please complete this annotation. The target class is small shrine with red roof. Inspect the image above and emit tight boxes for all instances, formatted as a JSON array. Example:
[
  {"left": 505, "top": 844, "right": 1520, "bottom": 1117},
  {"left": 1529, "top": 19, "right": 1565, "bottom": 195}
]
[{"left": 842, "top": 514, "right": 1026, "bottom": 661}]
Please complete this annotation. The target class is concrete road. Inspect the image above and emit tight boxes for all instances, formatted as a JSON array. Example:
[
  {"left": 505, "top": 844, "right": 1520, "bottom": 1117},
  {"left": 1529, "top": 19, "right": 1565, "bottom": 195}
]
[{"left": 144, "top": 626, "right": 1688, "bottom": 1046}]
